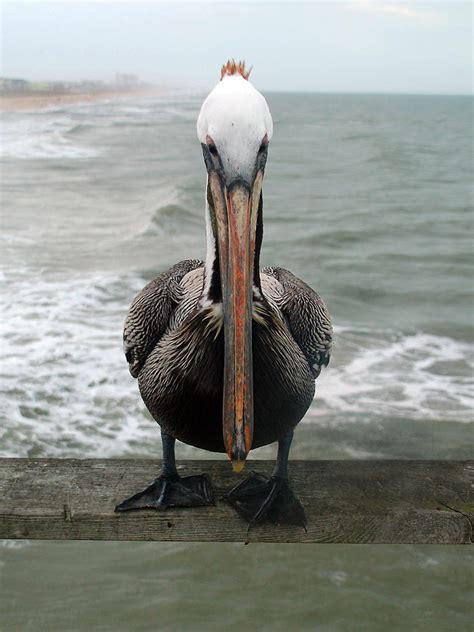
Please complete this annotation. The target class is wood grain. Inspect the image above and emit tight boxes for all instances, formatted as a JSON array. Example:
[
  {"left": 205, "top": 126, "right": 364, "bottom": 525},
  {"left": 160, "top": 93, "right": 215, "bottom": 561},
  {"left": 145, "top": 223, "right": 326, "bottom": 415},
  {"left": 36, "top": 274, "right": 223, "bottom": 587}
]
[{"left": 0, "top": 459, "right": 472, "bottom": 543}]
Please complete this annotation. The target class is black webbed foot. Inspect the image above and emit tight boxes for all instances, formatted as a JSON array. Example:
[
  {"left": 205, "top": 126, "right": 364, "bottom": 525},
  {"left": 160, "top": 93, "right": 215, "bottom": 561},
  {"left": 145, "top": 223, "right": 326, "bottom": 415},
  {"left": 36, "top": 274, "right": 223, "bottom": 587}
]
[
  {"left": 225, "top": 472, "right": 307, "bottom": 529},
  {"left": 114, "top": 473, "right": 214, "bottom": 512}
]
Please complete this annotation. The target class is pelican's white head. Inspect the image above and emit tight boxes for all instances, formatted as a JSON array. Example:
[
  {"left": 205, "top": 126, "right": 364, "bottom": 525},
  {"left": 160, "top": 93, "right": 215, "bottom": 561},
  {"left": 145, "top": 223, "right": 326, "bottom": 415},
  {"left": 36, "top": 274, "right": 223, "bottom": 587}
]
[{"left": 197, "top": 60, "right": 273, "bottom": 186}]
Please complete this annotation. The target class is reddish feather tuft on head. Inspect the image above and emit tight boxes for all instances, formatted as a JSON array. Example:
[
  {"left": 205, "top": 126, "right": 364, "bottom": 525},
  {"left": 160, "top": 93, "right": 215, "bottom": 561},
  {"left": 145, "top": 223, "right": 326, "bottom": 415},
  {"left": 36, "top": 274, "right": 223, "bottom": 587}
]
[{"left": 220, "top": 59, "right": 252, "bottom": 81}]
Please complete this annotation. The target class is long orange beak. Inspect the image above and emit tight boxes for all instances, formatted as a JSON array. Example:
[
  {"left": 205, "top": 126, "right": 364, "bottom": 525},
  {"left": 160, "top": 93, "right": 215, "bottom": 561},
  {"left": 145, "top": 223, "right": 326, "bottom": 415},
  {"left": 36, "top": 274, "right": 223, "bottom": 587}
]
[{"left": 208, "top": 171, "right": 263, "bottom": 471}]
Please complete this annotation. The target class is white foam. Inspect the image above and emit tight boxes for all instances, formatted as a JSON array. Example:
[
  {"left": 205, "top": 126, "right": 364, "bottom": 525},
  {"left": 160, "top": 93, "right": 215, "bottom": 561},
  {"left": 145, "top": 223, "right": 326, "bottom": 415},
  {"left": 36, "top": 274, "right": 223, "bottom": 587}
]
[
  {"left": 314, "top": 326, "right": 474, "bottom": 423},
  {"left": 0, "top": 271, "right": 154, "bottom": 458},
  {"left": 0, "top": 115, "right": 99, "bottom": 160},
  {"left": 115, "top": 105, "right": 154, "bottom": 115}
]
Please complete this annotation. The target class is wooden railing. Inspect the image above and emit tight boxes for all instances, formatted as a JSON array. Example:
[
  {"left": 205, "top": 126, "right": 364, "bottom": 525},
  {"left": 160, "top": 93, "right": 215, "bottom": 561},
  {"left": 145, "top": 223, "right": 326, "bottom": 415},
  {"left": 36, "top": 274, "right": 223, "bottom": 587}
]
[{"left": 0, "top": 459, "right": 472, "bottom": 543}]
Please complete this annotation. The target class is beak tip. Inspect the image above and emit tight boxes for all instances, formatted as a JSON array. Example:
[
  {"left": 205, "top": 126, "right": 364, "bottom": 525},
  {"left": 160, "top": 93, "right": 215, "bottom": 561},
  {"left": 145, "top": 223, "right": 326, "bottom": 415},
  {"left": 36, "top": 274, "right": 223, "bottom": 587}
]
[{"left": 231, "top": 459, "right": 246, "bottom": 474}]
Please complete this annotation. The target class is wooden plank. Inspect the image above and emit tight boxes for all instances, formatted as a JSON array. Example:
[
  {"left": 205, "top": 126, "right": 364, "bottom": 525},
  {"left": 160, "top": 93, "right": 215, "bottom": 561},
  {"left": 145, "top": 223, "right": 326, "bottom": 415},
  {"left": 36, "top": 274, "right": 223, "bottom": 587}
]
[{"left": 0, "top": 459, "right": 472, "bottom": 544}]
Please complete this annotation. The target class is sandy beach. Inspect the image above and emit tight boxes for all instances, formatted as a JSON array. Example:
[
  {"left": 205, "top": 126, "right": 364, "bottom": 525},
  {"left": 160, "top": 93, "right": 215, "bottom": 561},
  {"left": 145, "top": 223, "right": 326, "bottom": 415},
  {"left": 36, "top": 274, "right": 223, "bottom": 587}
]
[{"left": 0, "top": 87, "right": 163, "bottom": 111}]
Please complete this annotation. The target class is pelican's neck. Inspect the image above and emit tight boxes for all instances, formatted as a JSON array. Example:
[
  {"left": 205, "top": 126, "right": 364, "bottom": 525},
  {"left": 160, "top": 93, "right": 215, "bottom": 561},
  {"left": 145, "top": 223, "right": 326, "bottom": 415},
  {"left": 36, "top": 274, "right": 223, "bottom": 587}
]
[
  {"left": 201, "top": 182, "right": 264, "bottom": 306},
  {"left": 202, "top": 198, "right": 221, "bottom": 306}
]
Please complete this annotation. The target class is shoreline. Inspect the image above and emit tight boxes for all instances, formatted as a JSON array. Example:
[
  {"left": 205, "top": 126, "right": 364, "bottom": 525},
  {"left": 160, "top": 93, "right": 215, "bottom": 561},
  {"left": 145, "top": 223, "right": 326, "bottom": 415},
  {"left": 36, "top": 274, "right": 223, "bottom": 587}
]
[{"left": 0, "top": 87, "right": 164, "bottom": 112}]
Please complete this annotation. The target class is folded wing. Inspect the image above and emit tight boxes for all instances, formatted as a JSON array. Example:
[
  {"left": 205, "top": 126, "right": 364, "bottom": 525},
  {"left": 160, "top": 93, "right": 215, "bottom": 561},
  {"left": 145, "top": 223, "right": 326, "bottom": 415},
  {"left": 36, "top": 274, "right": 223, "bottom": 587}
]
[
  {"left": 123, "top": 259, "right": 203, "bottom": 378},
  {"left": 261, "top": 266, "right": 332, "bottom": 378}
]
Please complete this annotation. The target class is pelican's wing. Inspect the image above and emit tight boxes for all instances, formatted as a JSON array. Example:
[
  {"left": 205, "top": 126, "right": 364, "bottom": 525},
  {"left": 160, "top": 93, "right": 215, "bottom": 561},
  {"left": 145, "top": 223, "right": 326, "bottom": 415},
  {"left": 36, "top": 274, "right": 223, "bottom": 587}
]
[
  {"left": 261, "top": 266, "right": 332, "bottom": 378},
  {"left": 124, "top": 259, "right": 203, "bottom": 378}
]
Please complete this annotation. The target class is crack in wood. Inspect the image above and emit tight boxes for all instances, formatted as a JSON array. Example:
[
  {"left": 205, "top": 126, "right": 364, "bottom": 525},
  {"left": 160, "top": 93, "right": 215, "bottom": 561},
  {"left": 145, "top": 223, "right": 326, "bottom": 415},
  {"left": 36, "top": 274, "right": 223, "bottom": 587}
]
[
  {"left": 63, "top": 493, "right": 74, "bottom": 523},
  {"left": 435, "top": 499, "right": 473, "bottom": 543}
]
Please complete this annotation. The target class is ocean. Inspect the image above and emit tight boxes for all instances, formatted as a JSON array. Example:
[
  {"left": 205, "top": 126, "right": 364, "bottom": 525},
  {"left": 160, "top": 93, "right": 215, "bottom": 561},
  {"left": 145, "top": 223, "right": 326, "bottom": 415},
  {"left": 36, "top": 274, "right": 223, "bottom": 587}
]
[{"left": 1, "top": 91, "right": 473, "bottom": 631}]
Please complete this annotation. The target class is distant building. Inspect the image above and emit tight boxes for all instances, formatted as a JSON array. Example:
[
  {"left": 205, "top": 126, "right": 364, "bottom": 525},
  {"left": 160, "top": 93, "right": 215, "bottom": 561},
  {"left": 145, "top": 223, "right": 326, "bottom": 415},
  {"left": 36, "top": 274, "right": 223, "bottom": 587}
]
[
  {"left": 0, "top": 77, "right": 30, "bottom": 92},
  {"left": 0, "top": 75, "right": 146, "bottom": 95},
  {"left": 75, "top": 80, "right": 105, "bottom": 93},
  {"left": 49, "top": 82, "right": 67, "bottom": 93}
]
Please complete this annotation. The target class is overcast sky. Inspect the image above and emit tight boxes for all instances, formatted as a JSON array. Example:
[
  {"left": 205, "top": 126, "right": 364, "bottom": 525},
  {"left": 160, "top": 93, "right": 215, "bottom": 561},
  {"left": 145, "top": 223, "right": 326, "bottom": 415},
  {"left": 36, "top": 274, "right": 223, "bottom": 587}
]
[{"left": 1, "top": 1, "right": 472, "bottom": 94}]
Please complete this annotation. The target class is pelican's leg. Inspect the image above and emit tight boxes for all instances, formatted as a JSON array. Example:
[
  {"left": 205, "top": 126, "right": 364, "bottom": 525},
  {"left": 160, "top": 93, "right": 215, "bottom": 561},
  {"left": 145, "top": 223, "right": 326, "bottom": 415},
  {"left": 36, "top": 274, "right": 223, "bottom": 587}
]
[
  {"left": 115, "top": 431, "right": 214, "bottom": 512},
  {"left": 225, "top": 430, "right": 306, "bottom": 529}
]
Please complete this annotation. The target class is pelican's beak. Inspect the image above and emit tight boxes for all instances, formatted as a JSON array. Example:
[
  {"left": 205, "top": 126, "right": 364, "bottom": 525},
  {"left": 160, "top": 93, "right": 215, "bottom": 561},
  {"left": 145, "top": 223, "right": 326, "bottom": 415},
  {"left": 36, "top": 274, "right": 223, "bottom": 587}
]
[{"left": 208, "top": 170, "right": 263, "bottom": 471}]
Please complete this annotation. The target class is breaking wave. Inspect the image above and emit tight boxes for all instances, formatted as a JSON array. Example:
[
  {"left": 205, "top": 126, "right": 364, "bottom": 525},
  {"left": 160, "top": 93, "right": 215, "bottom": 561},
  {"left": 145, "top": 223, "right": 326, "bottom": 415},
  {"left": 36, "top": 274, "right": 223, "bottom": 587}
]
[
  {"left": 316, "top": 326, "right": 473, "bottom": 423},
  {"left": 140, "top": 203, "right": 202, "bottom": 237},
  {"left": 0, "top": 115, "right": 99, "bottom": 160}
]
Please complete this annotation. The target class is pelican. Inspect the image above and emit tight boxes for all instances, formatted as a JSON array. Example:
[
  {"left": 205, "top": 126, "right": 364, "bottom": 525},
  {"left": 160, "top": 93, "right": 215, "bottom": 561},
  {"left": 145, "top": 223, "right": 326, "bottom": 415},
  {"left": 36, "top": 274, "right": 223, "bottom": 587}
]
[{"left": 115, "top": 60, "right": 332, "bottom": 527}]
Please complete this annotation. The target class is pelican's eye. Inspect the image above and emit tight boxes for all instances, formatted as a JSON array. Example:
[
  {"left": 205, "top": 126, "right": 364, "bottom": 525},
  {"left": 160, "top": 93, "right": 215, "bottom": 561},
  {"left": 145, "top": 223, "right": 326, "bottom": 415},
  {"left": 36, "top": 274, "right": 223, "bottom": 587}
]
[
  {"left": 206, "top": 135, "right": 218, "bottom": 157},
  {"left": 258, "top": 134, "right": 269, "bottom": 155}
]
